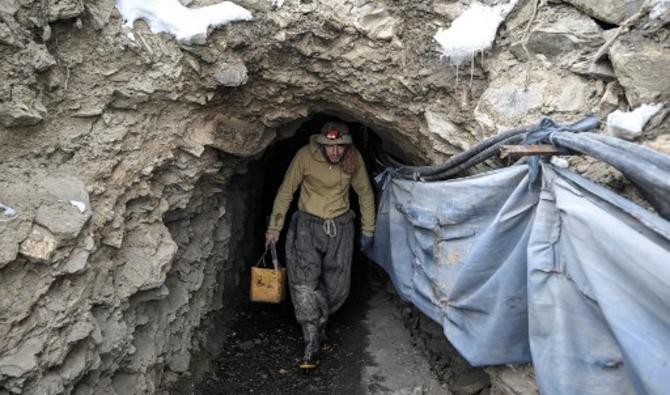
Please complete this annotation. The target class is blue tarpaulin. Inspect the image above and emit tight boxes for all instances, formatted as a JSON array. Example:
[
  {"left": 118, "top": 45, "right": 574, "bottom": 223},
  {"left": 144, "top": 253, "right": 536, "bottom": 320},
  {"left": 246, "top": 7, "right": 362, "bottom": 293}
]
[{"left": 366, "top": 162, "right": 670, "bottom": 395}]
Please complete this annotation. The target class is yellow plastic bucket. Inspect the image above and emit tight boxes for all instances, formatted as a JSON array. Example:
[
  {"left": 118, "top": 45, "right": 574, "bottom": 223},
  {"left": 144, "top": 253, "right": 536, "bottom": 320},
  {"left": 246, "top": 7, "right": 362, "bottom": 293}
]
[{"left": 250, "top": 244, "right": 286, "bottom": 304}]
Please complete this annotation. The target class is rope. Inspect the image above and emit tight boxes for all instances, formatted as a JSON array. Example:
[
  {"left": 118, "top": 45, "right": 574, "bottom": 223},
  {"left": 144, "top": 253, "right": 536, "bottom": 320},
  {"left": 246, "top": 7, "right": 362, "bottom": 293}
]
[{"left": 323, "top": 218, "right": 337, "bottom": 238}]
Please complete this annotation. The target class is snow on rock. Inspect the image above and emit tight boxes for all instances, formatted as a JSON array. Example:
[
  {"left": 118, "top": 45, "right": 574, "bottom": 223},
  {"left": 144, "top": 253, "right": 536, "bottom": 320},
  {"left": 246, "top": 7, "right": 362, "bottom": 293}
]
[
  {"left": 551, "top": 157, "right": 570, "bottom": 169},
  {"left": 272, "top": 0, "right": 285, "bottom": 9},
  {"left": 606, "top": 103, "right": 664, "bottom": 140},
  {"left": 115, "top": 0, "right": 253, "bottom": 45},
  {"left": 0, "top": 203, "right": 17, "bottom": 218},
  {"left": 69, "top": 200, "right": 87, "bottom": 213},
  {"left": 433, "top": 1, "right": 518, "bottom": 67}
]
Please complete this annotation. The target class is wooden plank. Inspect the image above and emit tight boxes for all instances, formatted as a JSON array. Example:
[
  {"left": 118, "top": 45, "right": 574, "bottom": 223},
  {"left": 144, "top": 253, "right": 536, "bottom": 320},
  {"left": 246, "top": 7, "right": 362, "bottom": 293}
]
[{"left": 499, "top": 144, "right": 562, "bottom": 159}]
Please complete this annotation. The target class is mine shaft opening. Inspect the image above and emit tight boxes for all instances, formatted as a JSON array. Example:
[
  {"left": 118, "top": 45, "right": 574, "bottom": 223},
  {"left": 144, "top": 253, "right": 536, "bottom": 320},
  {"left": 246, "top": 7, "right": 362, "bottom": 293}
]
[
  {"left": 170, "top": 113, "right": 406, "bottom": 393},
  {"left": 162, "top": 112, "right": 489, "bottom": 394}
]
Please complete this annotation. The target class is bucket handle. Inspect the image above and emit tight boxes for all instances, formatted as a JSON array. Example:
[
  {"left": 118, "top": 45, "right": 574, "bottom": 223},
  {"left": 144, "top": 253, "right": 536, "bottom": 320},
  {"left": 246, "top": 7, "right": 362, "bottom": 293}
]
[{"left": 255, "top": 243, "right": 281, "bottom": 271}]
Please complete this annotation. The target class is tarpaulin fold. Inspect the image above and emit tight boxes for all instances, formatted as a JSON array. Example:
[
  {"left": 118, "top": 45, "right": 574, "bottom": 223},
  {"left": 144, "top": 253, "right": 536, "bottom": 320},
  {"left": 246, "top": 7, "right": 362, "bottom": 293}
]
[{"left": 366, "top": 162, "right": 670, "bottom": 395}]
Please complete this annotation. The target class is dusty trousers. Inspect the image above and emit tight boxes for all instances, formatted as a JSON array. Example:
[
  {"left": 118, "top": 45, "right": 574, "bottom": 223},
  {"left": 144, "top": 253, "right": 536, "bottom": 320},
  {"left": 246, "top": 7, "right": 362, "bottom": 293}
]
[{"left": 285, "top": 210, "right": 355, "bottom": 347}]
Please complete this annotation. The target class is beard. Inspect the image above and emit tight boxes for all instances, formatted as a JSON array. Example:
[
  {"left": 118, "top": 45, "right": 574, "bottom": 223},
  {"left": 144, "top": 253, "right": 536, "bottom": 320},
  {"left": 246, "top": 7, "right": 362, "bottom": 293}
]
[{"left": 325, "top": 154, "right": 343, "bottom": 164}]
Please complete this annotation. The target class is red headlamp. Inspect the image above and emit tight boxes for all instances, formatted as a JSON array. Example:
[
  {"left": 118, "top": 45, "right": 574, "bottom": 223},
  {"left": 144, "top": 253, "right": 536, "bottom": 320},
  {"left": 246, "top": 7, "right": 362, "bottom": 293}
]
[{"left": 325, "top": 128, "right": 340, "bottom": 140}]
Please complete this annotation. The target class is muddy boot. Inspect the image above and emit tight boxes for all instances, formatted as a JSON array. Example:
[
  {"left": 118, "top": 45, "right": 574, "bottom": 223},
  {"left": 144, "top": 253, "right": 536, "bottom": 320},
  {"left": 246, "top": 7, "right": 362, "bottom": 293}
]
[
  {"left": 300, "top": 325, "right": 319, "bottom": 370},
  {"left": 318, "top": 323, "right": 331, "bottom": 351}
]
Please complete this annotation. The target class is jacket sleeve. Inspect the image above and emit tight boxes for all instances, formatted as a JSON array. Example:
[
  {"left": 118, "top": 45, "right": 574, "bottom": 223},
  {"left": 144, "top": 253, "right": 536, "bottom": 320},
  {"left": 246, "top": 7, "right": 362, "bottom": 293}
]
[
  {"left": 268, "top": 149, "right": 305, "bottom": 233},
  {"left": 351, "top": 150, "right": 376, "bottom": 236}
]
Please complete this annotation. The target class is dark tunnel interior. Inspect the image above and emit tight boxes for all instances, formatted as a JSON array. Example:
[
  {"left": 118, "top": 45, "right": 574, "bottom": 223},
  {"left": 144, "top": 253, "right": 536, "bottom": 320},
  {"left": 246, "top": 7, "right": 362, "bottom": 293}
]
[
  {"left": 195, "top": 113, "right": 388, "bottom": 393},
  {"left": 193, "top": 112, "right": 488, "bottom": 394}
]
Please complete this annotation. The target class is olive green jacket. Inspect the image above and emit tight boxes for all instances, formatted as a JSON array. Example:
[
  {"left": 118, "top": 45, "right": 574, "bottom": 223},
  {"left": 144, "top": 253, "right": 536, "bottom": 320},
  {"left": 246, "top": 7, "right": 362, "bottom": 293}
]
[{"left": 268, "top": 135, "right": 376, "bottom": 236}]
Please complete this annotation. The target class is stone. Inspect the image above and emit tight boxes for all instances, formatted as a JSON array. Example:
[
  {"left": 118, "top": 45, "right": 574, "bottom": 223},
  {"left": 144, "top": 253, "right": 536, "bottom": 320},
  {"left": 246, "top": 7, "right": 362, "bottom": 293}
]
[
  {"left": 47, "top": 0, "right": 86, "bottom": 22},
  {"left": 0, "top": 0, "right": 18, "bottom": 14},
  {"left": 525, "top": 4, "right": 603, "bottom": 67},
  {"left": 474, "top": 79, "right": 544, "bottom": 130},
  {"left": 646, "top": 133, "right": 670, "bottom": 156},
  {"left": 59, "top": 249, "right": 90, "bottom": 274},
  {"left": 424, "top": 109, "right": 473, "bottom": 155},
  {"left": 19, "top": 224, "right": 58, "bottom": 263},
  {"left": 213, "top": 62, "right": 248, "bottom": 87},
  {"left": 33, "top": 175, "right": 91, "bottom": 243},
  {"left": 85, "top": 0, "right": 116, "bottom": 30},
  {"left": 474, "top": 63, "right": 597, "bottom": 131},
  {"left": 0, "top": 86, "right": 47, "bottom": 127},
  {"left": 561, "top": 0, "right": 645, "bottom": 25},
  {"left": 570, "top": 59, "right": 617, "bottom": 81},
  {"left": 35, "top": 203, "right": 90, "bottom": 243},
  {"left": 186, "top": 114, "right": 276, "bottom": 157},
  {"left": 452, "top": 370, "right": 490, "bottom": 395},
  {"left": 609, "top": 32, "right": 670, "bottom": 107},
  {"left": 487, "top": 365, "right": 539, "bottom": 395},
  {"left": 43, "top": 175, "right": 90, "bottom": 210},
  {"left": 0, "top": 19, "right": 19, "bottom": 47},
  {"left": 597, "top": 82, "right": 623, "bottom": 119},
  {"left": 352, "top": 2, "right": 396, "bottom": 40},
  {"left": 115, "top": 224, "right": 178, "bottom": 298},
  {"left": 325, "top": 0, "right": 397, "bottom": 41},
  {"left": 547, "top": 74, "right": 593, "bottom": 112},
  {"left": 110, "top": 89, "right": 150, "bottom": 110},
  {"left": 0, "top": 196, "right": 33, "bottom": 268},
  {"left": 433, "top": 2, "right": 467, "bottom": 19},
  {"left": 0, "top": 337, "right": 44, "bottom": 383},
  {"left": 29, "top": 43, "right": 57, "bottom": 72}
]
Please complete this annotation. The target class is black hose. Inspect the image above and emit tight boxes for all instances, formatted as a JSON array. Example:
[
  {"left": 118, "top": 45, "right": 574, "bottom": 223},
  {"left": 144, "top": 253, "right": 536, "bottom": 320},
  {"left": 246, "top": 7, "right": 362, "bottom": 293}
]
[
  {"left": 421, "top": 135, "right": 525, "bottom": 181},
  {"left": 392, "top": 116, "right": 599, "bottom": 179},
  {"left": 395, "top": 122, "right": 544, "bottom": 177},
  {"left": 579, "top": 133, "right": 670, "bottom": 171},
  {"left": 552, "top": 133, "right": 670, "bottom": 219}
]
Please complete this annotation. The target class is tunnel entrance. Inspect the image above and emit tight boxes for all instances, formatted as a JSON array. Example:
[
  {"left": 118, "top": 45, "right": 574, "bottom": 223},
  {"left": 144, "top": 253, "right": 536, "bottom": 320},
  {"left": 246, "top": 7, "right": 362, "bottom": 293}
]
[
  {"left": 175, "top": 113, "right": 381, "bottom": 394},
  {"left": 164, "top": 113, "right": 488, "bottom": 394},
  {"left": 192, "top": 113, "right": 382, "bottom": 393}
]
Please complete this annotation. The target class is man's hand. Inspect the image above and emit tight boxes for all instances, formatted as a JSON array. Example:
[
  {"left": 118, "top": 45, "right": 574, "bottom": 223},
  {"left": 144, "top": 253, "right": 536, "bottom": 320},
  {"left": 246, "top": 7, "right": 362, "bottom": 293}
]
[
  {"left": 265, "top": 230, "right": 279, "bottom": 249},
  {"left": 359, "top": 233, "right": 373, "bottom": 251}
]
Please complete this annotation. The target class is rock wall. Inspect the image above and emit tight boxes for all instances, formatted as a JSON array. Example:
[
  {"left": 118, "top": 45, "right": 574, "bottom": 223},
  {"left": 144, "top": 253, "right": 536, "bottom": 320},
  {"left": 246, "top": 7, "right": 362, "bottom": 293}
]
[{"left": 0, "top": 0, "right": 668, "bottom": 393}]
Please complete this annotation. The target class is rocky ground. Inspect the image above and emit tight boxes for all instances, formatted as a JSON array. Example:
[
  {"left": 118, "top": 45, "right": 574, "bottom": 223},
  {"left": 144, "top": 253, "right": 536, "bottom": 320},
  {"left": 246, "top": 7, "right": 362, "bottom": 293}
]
[
  {"left": 194, "top": 259, "right": 371, "bottom": 394},
  {"left": 191, "top": 258, "right": 490, "bottom": 395}
]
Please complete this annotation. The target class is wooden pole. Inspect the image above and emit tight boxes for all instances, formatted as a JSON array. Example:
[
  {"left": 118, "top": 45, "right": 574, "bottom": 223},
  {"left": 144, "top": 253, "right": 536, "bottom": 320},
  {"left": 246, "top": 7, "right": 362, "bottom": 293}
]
[{"left": 499, "top": 145, "right": 562, "bottom": 159}]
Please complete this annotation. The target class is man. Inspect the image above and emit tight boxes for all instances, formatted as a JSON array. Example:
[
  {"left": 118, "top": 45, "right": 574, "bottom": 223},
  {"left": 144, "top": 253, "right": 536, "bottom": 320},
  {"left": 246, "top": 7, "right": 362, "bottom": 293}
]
[{"left": 265, "top": 121, "right": 376, "bottom": 369}]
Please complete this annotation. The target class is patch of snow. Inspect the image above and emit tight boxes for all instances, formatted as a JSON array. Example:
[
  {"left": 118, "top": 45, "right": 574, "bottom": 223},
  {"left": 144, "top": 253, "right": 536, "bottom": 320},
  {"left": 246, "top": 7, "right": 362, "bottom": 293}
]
[
  {"left": 649, "top": 0, "right": 670, "bottom": 19},
  {"left": 69, "top": 200, "right": 87, "bottom": 213},
  {"left": 433, "top": 1, "right": 518, "bottom": 67},
  {"left": 0, "top": 203, "right": 16, "bottom": 218},
  {"left": 115, "top": 0, "right": 253, "bottom": 45},
  {"left": 550, "top": 157, "right": 570, "bottom": 169},
  {"left": 606, "top": 103, "right": 664, "bottom": 140},
  {"left": 272, "top": 0, "right": 285, "bottom": 9}
]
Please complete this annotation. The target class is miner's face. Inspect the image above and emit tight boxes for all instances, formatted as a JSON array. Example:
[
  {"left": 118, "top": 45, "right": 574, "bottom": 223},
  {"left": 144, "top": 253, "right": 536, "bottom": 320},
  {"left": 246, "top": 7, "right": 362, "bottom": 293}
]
[{"left": 323, "top": 144, "right": 346, "bottom": 163}]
